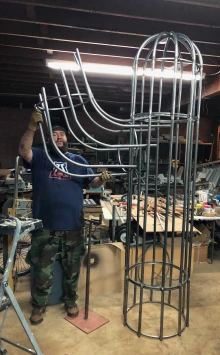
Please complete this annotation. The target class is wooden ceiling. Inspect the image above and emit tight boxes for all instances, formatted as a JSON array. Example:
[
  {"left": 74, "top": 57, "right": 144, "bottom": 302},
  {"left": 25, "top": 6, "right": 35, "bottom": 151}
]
[{"left": 0, "top": 0, "right": 220, "bottom": 114}]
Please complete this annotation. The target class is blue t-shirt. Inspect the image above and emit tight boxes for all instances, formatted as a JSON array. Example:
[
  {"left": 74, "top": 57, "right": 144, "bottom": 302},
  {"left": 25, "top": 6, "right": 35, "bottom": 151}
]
[{"left": 25, "top": 148, "right": 94, "bottom": 231}]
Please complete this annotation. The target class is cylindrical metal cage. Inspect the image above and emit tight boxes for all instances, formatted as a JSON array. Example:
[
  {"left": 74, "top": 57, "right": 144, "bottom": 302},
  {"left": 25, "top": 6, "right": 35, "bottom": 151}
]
[{"left": 123, "top": 32, "right": 203, "bottom": 340}]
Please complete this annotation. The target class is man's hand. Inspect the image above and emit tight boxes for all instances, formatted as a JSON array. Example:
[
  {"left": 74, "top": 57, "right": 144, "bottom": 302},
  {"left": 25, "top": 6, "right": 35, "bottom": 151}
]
[
  {"left": 99, "top": 171, "right": 113, "bottom": 184},
  {"left": 28, "top": 108, "right": 43, "bottom": 131}
]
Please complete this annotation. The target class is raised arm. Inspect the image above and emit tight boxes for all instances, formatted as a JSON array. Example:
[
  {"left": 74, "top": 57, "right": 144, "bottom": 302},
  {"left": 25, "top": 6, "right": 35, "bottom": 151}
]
[{"left": 18, "top": 109, "right": 43, "bottom": 163}]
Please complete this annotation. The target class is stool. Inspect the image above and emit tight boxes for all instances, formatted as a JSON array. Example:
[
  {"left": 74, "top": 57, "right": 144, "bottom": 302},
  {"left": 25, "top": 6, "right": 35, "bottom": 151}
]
[{"left": 0, "top": 216, "right": 43, "bottom": 355}]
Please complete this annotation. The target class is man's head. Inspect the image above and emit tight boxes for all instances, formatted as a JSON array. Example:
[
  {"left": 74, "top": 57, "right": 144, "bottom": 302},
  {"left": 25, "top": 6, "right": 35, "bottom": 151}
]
[{"left": 49, "top": 126, "right": 68, "bottom": 154}]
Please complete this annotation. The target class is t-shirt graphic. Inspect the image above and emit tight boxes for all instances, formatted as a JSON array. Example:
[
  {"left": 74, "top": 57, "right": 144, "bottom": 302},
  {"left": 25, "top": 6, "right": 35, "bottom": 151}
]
[
  {"left": 49, "top": 161, "right": 71, "bottom": 180},
  {"left": 23, "top": 148, "right": 94, "bottom": 230}
]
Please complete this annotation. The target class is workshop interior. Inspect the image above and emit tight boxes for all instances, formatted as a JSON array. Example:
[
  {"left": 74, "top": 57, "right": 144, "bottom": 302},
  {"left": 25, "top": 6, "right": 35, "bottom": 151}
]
[{"left": 0, "top": 1, "right": 220, "bottom": 354}]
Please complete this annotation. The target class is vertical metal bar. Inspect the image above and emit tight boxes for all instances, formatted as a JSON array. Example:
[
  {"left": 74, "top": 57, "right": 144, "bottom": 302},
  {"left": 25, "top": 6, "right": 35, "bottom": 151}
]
[
  {"left": 178, "top": 41, "right": 197, "bottom": 332},
  {"left": 137, "top": 145, "right": 149, "bottom": 337},
  {"left": 84, "top": 221, "right": 92, "bottom": 320},
  {"left": 13, "top": 156, "right": 20, "bottom": 202},
  {"left": 133, "top": 131, "right": 142, "bottom": 306},
  {"left": 186, "top": 52, "right": 203, "bottom": 326},
  {"left": 159, "top": 32, "right": 178, "bottom": 341},
  {"left": 137, "top": 33, "right": 162, "bottom": 336},
  {"left": 123, "top": 37, "right": 139, "bottom": 322},
  {"left": 168, "top": 49, "right": 183, "bottom": 307},
  {"left": 112, "top": 205, "right": 116, "bottom": 243},
  {"left": 123, "top": 166, "right": 133, "bottom": 322},
  {"left": 151, "top": 38, "right": 170, "bottom": 302},
  {"left": 177, "top": 36, "right": 198, "bottom": 333},
  {"left": 211, "top": 221, "right": 215, "bottom": 264}
]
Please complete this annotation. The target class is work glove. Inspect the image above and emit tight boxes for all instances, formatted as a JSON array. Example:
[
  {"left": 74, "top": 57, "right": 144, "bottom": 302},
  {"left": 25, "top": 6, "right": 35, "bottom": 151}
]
[
  {"left": 99, "top": 171, "right": 113, "bottom": 184},
  {"left": 28, "top": 108, "right": 43, "bottom": 131}
]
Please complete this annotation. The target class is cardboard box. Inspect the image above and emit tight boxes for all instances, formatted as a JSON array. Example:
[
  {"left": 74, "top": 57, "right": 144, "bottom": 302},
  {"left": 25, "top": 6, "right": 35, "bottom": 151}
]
[
  {"left": 0, "top": 169, "right": 10, "bottom": 178},
  {"left": 193, "top": 244, "right": 208, "bottom": 263},
  {"left": 215, "top": 206, "right": 220, "bottom": 216},
  {"left": 78, "top": 242, "right": 125, "bottom": 297},
  {"left": 129, "top": 237, "right": 194, "bottom": 284},
  {"left": 84, "top": 147, "right": 95, "bottom": 153},
  {"left": 84, "top": 206, "right": 102, "bottom": 214},
  {"left": 193, "top": 223, "right": 210, "bottom": 243}
]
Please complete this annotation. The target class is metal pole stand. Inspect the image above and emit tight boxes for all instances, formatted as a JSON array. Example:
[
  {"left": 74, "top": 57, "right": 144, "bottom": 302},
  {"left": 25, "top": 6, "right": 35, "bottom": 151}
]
[
  {"left": 0, "top": 216, "right": 43, "bottom": 354},
  {"left": 65, "top": 219, "right": 109, "bottom": 334},
  {"left": 123, "top": 32, "right": 203, "bottom": 340}
]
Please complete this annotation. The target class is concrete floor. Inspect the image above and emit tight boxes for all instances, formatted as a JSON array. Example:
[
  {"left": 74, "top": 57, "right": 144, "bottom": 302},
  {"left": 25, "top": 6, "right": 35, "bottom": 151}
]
[{"left": 1, "top": 257, "right": 220, "bottom": 355}]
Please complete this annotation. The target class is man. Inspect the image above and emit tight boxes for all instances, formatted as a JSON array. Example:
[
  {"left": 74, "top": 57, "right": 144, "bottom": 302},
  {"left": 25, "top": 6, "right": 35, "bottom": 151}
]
[{"left": 19, "top": 108, "right": 111, "bottom": 325}]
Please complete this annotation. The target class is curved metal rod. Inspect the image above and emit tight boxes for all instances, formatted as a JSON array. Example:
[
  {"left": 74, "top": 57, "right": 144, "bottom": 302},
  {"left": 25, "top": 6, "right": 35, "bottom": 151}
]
[
  {"left": 73, "top": 50, "right": 131, "bottom": 123},
  {"left": 69, "top": 70, "right": 149, "bottom": 142},
  {"left": 55, "top": 79, "right": 138, "bottom": 152},
  {"left": 36, "top": 92, "right": 89, "bottom": 110},
  {"left": 60, "top": 69, "right": 149, "bottom": 148},
  {"left": 55, "top": 83, "right": 150, "bottom": 162},
  {"left": 73, "top": 50, "right": 157, "bottom": 129},
  {"left": 69, "top": 71, "right": 126, "bottom": 134},
  {"left": 54, "top": 83, "right": 120, "bottom": 151},
  {"left": 40, "top": 89, "right": 137, "bottom": 169},
  {"left": 60, "top": 66, "right": 147, "bottom": 131},
  {"left": 117, "top": 150, "right": 127, "bottom": 173},
  {"left": 39, "top": 124, "right": 127, "bottom": 178},
  {"left": 130, "top": 32, "right": 162, "bottom": 116}
]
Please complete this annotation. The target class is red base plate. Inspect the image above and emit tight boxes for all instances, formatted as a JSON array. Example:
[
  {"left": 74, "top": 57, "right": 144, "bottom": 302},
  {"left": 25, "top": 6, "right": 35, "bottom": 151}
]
[{"left": 65, "top": 308, "right": 109, "bottom": 334}]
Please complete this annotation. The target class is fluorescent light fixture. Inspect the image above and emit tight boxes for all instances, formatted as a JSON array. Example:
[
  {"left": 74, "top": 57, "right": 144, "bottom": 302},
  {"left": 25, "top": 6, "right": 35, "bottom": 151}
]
[{"left": 46, "top": 59, "right": 203, "bottom": 80}]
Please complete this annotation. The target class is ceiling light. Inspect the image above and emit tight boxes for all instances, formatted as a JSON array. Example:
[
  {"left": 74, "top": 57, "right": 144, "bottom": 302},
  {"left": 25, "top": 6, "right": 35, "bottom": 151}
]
[{"left": 46, "top": 59, "right": 203, "bottom": 80}]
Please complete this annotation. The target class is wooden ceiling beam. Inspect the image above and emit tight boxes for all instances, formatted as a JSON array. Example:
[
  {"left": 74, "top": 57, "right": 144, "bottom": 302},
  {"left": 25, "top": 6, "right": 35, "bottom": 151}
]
[
  {"left": 0, "top": 0, "right": 219, "bottom": 26},
  {"left": 0, "top": 55, "right": 44, "bottom": 66},
  {"left": 0, "top": 2, "right": 220, "bottom": 45},
  {"left": 1, "top": 20, "right": 220, "bottom": 62},
  {"left": 1, "top": 34, "right": 220, "bottom": 69},
  {"left": 0, "top": 46, "right": 133, "bottom": 66},
  {"left": 202, "top": 75, "right": 220, "bottom": 99},
  {"left": 164, "top": 74, "right": 220, "bottom": 111},
  {"left": 164, "top": 0, "right": 220, "bottom": 8}
]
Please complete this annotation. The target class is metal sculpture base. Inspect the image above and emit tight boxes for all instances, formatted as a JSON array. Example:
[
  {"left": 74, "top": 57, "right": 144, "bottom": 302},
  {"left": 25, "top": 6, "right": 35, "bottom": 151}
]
[
  {"left": 126, "top": 301, "right": 186, "bottom": 339},
  {"left": 124, "top": 257, "right": 190, "bottom": 340},
  {"left": 65, "top": 309, "right": 109, "bottom": 334},
  {"left": 65, "top": 219, "right": 109, "bottom": 334}
]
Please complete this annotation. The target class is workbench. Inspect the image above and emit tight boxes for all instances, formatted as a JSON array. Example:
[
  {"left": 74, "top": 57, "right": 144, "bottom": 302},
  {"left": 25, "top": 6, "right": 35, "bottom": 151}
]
[
  {"left": 193, "top": 215, "right": 220, "bottom": 264},
  {"left": 100, "top": 195, "right": 198, "bottom": 233},
  {"left": 100, "top": 200, "right": 122, "bottom": 221},
  {"left": 84, "top": 189, "right": 102, "bottom": 199}
]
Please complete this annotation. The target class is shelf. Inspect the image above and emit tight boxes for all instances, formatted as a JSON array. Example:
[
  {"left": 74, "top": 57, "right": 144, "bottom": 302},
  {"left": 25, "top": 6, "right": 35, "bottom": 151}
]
[
  {"left": 148, "top": 162, "right": 185, "bottom": 165},
  {"left": 69, "top": 142, "right": 97, "bottom": 146},
  {"left": 151, "top": 140, "right": 212, "bottom": 145}
]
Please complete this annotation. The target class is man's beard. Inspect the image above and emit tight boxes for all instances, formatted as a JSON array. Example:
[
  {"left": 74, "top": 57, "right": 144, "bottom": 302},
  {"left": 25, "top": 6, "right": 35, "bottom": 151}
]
[{"left": 48, "top": 141, "right": 68, "bottom": 156}]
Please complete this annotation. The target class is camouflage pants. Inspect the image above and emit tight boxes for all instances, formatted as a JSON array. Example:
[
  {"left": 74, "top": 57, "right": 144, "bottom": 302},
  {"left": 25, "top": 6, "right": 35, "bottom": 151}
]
[{"left": 28, "top": 228, "right": 86, "bottom": 308}]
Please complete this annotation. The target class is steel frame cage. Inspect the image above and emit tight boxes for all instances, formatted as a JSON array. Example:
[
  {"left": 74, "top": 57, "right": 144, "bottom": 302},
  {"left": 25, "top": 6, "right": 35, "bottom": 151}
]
[
  {"left": 123, "top": 31, "right": 203, "bottom": 340},
  {"left": 35, "top": 31, "right": 203, "bottom": 340}
]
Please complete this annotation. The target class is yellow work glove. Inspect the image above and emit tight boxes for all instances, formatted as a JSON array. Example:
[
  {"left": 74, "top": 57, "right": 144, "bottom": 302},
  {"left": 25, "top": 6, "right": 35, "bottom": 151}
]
[
  {"left": 99, "top": 171, "right": 113, "bottom": 184},
  {"left": 28, "top": 108, "right": 43, "bottom": 131}
]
